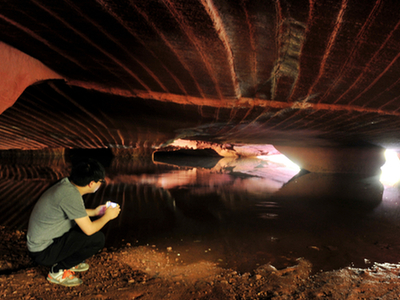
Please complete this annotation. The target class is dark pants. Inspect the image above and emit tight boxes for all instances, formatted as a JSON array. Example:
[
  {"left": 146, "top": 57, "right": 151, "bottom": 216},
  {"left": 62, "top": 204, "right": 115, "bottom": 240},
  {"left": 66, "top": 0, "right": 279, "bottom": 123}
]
[{"left": 29, "top": 227, "right": 105, "bottom": 272}]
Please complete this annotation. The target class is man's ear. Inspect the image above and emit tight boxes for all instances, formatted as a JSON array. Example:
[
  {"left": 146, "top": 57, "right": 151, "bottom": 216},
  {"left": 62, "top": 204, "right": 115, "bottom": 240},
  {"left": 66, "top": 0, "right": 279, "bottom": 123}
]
[{"left": 88, "top": 181, "right": 95, "bottom": 188}]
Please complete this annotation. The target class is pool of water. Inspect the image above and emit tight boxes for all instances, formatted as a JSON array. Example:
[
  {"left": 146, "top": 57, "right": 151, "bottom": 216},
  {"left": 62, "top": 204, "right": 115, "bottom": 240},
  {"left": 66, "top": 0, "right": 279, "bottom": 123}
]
[{"left": 1, "top": 153, "right": 400, "bottom": 274}]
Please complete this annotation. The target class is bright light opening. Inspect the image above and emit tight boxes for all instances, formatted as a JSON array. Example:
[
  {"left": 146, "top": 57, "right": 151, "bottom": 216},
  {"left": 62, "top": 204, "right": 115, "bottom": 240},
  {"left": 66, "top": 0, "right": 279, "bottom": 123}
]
[
  {"left": 257, "top": 154, "right": 301, "bottom": 172},
  {"left": 380, "top": 149, "right": 400, "bottom": 186}
]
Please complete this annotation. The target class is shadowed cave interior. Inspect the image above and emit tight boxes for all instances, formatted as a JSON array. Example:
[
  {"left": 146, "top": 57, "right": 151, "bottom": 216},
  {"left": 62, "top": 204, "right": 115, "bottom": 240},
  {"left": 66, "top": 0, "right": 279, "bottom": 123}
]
[{"left": 2, "top": 1, "right": 400, "bottom": 293}]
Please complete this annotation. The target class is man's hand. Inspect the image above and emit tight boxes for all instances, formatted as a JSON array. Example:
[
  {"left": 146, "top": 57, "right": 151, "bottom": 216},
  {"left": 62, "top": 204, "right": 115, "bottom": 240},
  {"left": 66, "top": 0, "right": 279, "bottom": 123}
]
[
  {"left": 76, "top": 205, "right": 121, "bottom": 235},
  {"left": 104, "top": 205, "right": 120, "bottom": 220},
  {"left": 95, "top": 204, "right": 107, "bottom": 216},
  {"left": 86, "top": 205, "right": 107, "bottom": 217}
]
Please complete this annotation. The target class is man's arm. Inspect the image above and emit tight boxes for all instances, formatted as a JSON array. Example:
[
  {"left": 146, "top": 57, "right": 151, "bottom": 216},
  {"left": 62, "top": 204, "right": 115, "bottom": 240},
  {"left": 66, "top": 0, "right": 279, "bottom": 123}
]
[
  {"left": 86, "top": 208, "right": 97, "bottom": 217},
  {"left": 75, "top": 206, "right": 120, "bottom": 236},
  {"left": 85, "top": 205, "right": 105, "bottom": 217}
]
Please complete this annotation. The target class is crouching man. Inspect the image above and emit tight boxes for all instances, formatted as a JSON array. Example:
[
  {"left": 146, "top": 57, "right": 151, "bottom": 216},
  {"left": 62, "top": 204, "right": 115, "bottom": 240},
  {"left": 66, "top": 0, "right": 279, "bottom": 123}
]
[{"left": 27, "top": 158, "right": 121, "bottom": 287}]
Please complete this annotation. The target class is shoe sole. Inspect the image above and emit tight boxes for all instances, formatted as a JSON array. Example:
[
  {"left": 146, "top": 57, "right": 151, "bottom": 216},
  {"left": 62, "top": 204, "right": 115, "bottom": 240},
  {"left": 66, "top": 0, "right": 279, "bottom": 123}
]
[
  {"left": 71, "top": 265, "right": 89, "bottom": 272},
  {"left": 47, "top": 277, "right": 83, "bottom": 287}
]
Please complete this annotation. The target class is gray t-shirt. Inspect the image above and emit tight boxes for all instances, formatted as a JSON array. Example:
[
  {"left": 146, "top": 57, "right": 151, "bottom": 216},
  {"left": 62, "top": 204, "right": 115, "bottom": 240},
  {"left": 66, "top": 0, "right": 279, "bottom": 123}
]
[{"left": 27, "top": 177, "right": 88, "bottom": 252}]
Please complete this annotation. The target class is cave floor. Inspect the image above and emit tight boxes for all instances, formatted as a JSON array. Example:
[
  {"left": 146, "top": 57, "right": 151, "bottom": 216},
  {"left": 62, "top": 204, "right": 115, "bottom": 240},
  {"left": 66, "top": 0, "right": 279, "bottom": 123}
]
[{"left": 2, "top": 226, "right": 400, "bottom": 299}]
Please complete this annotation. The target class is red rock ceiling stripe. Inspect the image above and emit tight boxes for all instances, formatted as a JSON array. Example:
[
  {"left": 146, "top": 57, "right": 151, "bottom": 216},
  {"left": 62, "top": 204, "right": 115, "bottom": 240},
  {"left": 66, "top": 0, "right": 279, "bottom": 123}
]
[
  {"left": 386, "top": 94, "right": 400, "bottom": 112},
  {"left": 368, "top": 77, "right": 400, "bottom": 111},
  {"left": 333, "top": 18, "right": 400, "bottom": 105},
  {"left": 0, "top": 13, "right": 89, "bottom": 73},
  {"left": 200, "top": 0, "right": 241, "bottom": 99},
  {"left": 124, "top": 0, "right": 207, "bottom": 98},
  {"left": 353, "top": 52, "right": 400, "bottom": 107},
  {"left": 303, "top": 0, "right": 348, "bottom": 104},
  {"left": 287, "top": 0, "right": 314, "bottom": 103},
  {"left": 93, "top": 1, "right": 188, "bottom": 96},
  {"left": 124, "top": 88, "right": 400, "bottom": 117},
  {"left": 317, "top": 0, "right": 383, "bottom": 105},
  {"left": 270, "top": 0, "right": 283, "bottom": 100},
  {"left": 63, "top": 0, "right": 171, "bottom": 94},
  {"left": 30, "top": 0, "right": 152, "bottom": 93},
  {"left": 238, "top": 1, "right": 257, "bottom": 96},
  {"left": 20, "top": 93, "right": 96, "bottom": 148},
  {"left": 48, "top": 83, "right": 115, "bottom": 147},
  {"left": 161, "top": 0, "right": 225, "bottom": 99}
]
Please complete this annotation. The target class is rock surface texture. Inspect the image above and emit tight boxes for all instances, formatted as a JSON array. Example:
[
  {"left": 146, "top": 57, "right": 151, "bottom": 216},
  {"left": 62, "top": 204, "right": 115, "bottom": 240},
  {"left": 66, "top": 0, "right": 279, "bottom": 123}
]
[{"left": 0, "top": 1, "right": 400, "bottom": 172}]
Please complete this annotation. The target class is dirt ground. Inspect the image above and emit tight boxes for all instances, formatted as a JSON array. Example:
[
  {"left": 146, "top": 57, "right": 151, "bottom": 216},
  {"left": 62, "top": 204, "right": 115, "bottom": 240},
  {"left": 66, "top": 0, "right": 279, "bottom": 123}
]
[{"left": 1, "top": 226, "right": 400, "bottom": 299}]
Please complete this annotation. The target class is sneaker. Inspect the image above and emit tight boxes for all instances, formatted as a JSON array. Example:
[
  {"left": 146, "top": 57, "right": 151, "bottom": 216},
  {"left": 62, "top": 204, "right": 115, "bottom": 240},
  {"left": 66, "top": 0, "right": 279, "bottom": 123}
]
[
  {"left": 71, "top": 262, "right": 89, "bottom": 272},
  {"left": 47, "top": 269, "right": 82, "bottom": 287}
]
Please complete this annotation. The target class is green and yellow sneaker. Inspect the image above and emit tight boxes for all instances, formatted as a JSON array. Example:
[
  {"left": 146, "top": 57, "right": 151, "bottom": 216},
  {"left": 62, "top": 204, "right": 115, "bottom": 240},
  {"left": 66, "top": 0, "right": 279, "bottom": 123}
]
[{"left": 47, "top": 269, "right": 82, "bottom": 287}]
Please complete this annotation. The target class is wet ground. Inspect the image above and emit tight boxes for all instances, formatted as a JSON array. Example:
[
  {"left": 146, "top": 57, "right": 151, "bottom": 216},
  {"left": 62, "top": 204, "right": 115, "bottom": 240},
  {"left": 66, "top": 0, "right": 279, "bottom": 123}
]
[{"left": 2, "top": 151, "right": 400, "bottom": 298}]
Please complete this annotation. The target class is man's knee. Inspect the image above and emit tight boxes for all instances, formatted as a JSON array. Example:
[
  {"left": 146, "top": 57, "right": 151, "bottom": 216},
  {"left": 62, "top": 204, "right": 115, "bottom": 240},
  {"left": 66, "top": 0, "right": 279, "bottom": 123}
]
[
  {"left": 91, "top": 231, "right": 105, "bottom": 250},
  {"left": 70, "top": 228, "right": 105, "bottom": 254}
]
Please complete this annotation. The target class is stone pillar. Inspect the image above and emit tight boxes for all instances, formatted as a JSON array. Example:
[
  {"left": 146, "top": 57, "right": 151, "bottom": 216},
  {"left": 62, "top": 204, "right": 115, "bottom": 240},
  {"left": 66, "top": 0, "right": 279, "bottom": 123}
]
[{"left": 274, "top": 145, "right": 386, "bottom": 174}]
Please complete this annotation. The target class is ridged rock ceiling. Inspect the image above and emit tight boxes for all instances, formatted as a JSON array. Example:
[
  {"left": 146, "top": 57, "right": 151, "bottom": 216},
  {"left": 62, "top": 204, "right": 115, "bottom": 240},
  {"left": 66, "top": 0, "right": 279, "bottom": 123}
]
[{"left": 1, "top": 0, "right": 400, "bottom": 151}]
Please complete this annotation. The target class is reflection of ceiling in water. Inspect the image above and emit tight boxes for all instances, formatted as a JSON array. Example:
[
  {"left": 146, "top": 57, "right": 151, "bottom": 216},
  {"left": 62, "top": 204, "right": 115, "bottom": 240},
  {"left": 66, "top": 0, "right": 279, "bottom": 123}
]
[
  {"left": 0, "top": 154, "right": 299, "bottom": 230},
  {"left": 1, "top": 152, "right": 390, "bottom": 235}
]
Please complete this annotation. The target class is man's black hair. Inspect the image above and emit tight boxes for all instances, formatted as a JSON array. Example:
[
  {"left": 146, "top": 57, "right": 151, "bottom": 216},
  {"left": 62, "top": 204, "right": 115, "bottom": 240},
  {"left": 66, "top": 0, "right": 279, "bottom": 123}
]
[{"left": 69, "top": 158, "right": 105, "bottom": 187}]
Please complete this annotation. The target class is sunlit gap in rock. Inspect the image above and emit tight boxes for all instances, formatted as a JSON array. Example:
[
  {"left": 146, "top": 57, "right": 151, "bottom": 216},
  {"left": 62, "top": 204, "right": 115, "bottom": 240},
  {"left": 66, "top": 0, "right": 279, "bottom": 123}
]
[
  {"left": 256, "top": 153, "right": 301, "bottom": 172},
  {"left": 155, "top": 141, "right": 301, "bottom": 190},
  {"left": 380, "top": 149, "right": 400, "bottom": 186}
]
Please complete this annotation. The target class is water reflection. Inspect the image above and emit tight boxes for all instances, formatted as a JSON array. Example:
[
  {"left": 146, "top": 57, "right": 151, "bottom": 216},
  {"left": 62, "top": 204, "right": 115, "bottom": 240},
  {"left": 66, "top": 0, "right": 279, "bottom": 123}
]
[{"left": 1, "top": 153, "right": 399, "bottom": 274}]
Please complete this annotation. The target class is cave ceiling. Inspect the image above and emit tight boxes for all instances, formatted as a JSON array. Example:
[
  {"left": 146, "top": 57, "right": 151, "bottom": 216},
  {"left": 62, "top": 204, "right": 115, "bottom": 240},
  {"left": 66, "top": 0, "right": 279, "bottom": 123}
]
[{"left": 1, "top": 0, "right": 400, "bottom": 152}]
